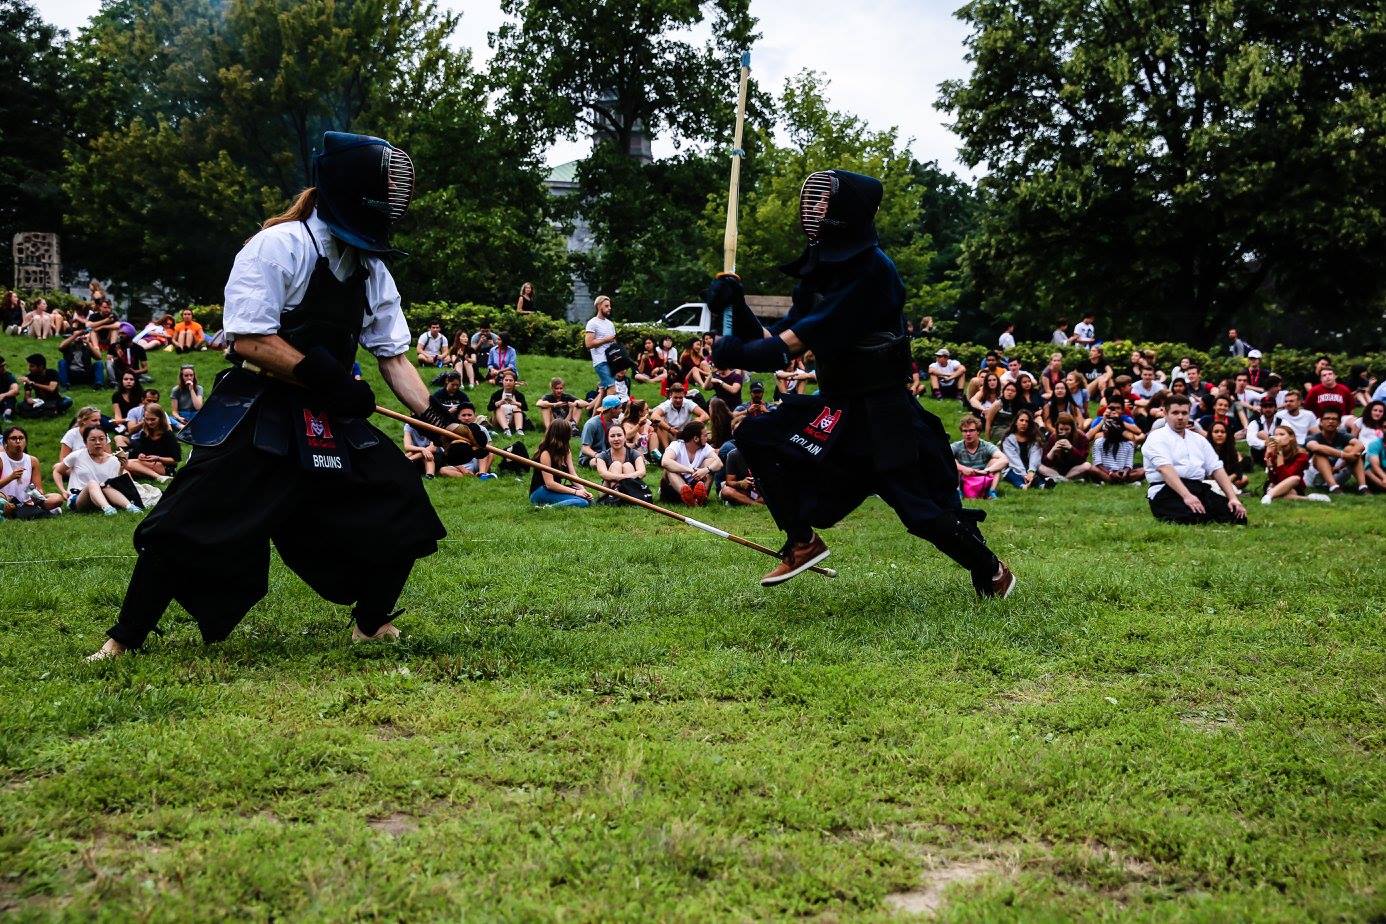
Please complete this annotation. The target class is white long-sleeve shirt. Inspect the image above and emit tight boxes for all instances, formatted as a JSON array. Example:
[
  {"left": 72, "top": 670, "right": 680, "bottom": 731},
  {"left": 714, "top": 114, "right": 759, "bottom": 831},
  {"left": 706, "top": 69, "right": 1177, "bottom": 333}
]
[
  {"left": 222, "top": 209, "right": 410, "bottom": 358},
  {"left": 1142, "top": 424, "right": 1223, "bottom": 499}
]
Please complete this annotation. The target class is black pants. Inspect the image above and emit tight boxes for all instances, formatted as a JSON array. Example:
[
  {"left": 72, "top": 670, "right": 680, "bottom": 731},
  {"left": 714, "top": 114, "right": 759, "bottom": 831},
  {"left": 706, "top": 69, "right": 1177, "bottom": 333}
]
[
  {"left": 736, "top": 398, "right": 998, "bottom": 583},
  {"left": 1148, "top": 478, "right": 1247, "bottom": 525},
  {"left": 109, "top": 415, "right": 446, "bottom": 648}
]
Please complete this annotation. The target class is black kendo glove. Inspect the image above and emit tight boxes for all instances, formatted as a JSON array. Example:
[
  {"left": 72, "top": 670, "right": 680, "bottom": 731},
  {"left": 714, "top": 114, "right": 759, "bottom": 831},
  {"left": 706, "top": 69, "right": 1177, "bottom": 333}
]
[
  {"left": 418, "top": 395, "right": 462, "bottom": 432},
  {"left": 442, "top": 423, "right": 489, "bottom": 466},
  {"left": 705, "top": 274, "right": 765, "bottom": 341},
  {"left": 712, "top": 334, "right": 789, "bottom": 373},
  {"left": 293, "top": 346, "right": 376, "bottom": 418}
]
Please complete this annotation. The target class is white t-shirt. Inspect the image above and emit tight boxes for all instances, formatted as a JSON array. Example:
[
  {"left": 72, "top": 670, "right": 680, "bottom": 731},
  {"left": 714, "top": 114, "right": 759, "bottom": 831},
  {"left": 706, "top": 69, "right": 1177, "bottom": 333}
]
[
  {"left": 666, "top": 440, "right": 714, "bottom": 471},
  {"left": 1, "top": 452, "right": 33, "bottom": 501},
  {"left": 416, "top": 331, "right": 447, "bottom": 355},
  {"left": 63, "top": 448, "right": 121, "bottom": 495},
  {"left": 998, "top": 332, "right": 1016, "bottom": 351},
  {"left": 1074, "top": 321, "right": 1096, "bottom": 343},
  {"left": 928, "top": 359, "right": 964, "bottom": 382},
  {"left": 1131, "top": 379, "right": 1165, "bottom": 400},
  {"left": 222, "top": 210, "right": 409, "bottom": 358},
  {"left": 655, "top": 398, "right": 694, "bottom": 430},
  {"left": 61, "top": 427, "right": 86, "bottom": 455},
  {"left": 1273, "top": 408, "right": 1318, "bottom": 445},
  {"left": 1142, "top": 425, "right": 1223, "bottom": 499},
  {"left": 585, "top": 315, "right": 616, "bottom": 365}
]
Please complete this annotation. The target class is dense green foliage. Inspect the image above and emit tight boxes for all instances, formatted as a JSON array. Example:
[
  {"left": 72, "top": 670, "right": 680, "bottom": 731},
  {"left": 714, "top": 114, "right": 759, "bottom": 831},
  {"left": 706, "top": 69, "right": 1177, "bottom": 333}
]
[
  {"left": 1, "top": 332, "right": 1382, "bottom": 918},
  {"left": 940, "top": 0, "right": 1386, "bottom": 346}
]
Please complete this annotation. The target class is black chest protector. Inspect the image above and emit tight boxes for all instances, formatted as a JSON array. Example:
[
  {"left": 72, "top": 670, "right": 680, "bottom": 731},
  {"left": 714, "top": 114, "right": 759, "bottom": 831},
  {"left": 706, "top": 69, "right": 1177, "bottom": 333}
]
[{"left": 280, "top": 222, "right": 371, "bottom": 370}]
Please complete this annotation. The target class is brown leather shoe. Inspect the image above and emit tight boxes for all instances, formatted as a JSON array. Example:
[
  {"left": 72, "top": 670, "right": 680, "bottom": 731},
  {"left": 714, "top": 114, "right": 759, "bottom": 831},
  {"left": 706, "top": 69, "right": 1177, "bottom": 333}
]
[
  {"left": 987, "top": 562, "right": 1017, "bottom": 598},
  {"left": 761, "top": 534, "right": 830, "bottom": 587},
  {"left": 352, "top": 623, "right": 401, "bottom": 643}
]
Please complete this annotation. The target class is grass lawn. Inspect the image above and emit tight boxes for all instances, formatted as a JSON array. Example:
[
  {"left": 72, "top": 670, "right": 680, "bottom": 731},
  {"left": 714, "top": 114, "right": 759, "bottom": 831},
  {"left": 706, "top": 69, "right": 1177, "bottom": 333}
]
[{"left": 1, "top": 330, "right": 1382, "bottom": 921}]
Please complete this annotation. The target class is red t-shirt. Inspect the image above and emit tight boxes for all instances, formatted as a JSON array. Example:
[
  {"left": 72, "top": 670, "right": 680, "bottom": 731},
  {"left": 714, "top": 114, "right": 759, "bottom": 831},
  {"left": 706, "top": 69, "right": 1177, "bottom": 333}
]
[
  {"left": 1266, "top": 449, "right": 1309, "bottom": 485},
  {"left": 1304, "top": 383, "right": 1353, "bottom": 417}
]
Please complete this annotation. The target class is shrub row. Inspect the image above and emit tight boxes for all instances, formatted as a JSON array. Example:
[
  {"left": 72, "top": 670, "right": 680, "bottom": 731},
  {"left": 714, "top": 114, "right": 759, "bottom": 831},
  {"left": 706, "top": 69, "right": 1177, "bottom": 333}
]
[{"left": 6, "top": 288, "right": 1380, "bottom": 387}]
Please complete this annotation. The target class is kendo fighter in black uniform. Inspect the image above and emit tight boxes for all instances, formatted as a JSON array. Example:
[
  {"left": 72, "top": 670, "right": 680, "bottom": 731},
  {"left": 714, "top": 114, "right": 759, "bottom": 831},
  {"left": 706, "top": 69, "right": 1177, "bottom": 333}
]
[
  {"left": 87, "top": 132, "right": 481, "bottom": 660},
  {"left": 709, "top": 170, "right": 1016, "bottom": 595}
]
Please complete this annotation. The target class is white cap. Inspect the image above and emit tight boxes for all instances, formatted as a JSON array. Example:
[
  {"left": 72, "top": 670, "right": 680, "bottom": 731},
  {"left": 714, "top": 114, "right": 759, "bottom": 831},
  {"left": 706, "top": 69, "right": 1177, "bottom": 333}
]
[{"left": 1247, "top": 349, "right": 1263, "bottom": 359}]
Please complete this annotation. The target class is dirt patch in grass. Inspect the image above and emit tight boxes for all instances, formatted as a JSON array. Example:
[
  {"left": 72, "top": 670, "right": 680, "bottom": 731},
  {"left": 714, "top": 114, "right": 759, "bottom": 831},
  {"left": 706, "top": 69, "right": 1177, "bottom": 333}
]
[
  {"left": 371, "top": 720, "right": 414, "bottom": 740},
  {"left": 367, "top": 812, "right": 419, "bottom": 837},
  {"left": 1179, "top": 710, "right": 1239, "bottom": 733},
  {"left": 884, "top": 858, "right": 999, "bottom": 915}
]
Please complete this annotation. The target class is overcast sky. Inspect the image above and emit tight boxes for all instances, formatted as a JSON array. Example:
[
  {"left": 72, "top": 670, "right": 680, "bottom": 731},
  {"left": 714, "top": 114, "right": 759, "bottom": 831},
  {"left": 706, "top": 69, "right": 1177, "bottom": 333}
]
[{"left": 34, "top": 0, "right": 974, "bottom": 176}]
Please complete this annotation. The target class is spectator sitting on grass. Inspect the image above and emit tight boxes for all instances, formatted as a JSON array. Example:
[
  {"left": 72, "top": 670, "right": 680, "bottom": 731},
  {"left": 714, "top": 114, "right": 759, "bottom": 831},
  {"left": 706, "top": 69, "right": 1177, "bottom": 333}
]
[
  {"left": 708, "top": 397, "right": 735, "bottom": 462},
  {"left": 677, "top": 340, "right": 712, "bottom": 392},
  {"left": 1089, "top": 405, "right": 1145, "bottom": 485},
  {"left": 447, "top": 405, "right": 497, "bottom": 479},
  {"left": 487, "top": 369, "right": 529, "bottom": 436},
  {"left": 1041, "top": 379, "right": 1084, "bottom": 433},
  {"left": 635, "top": 338, "right": 668, "bottom": 385},
  {"left": 0, "top": 356, "right": 17, "bottom": 420},
  {"left": 538, "top": 376, "right": 587, "bottom": 431},
  {"left": 170, "top": 309, "right": 206, "bottom": 353},
  {"left": 57, "top": 407, "right": 105, "bottom": 467},
  {"left": 1207, "top": 420, "right": 1247, "bottom": 492},
  {"left": 968, "top": 372, "right": 1003, "bottom": 418},
  {"left": 1039, "top": 413, "right": 1093, "bottom": 483},
  {"left": 53, "top": 426, "right": 141, "bottom": 515},
  {"left": 1016, "top": 371, "right": 1043, "bottom": 413},
  {"left": 1304, "top": 366, "right": 1356, "bottom": 419},
  {"left": 1356, "top": 400, "right": 1385, "bottom": 450},
  {"left": 57, "top": 327, "right": 105, "bottom": 389},
  {"left": 1272, "top": 389, "right": 1318, "bottom": 445},
  {"left": 1142, "top": 395, "right": 1247, "bottom": 524},
  {"left": 594, "top": 424, "right": 648, "bottom": 501},
  {"left": 1364, "top": 431, "right": 1386, "bottom": 492},
  {"left": 530, "top": 418, "right": 592, "bottom": 507},
  {"left": 928, "top": 348, "right": 966, "bottom": 399},
  {"left": 1085, "top": 388, "right": 1144, "bottom": 443},
  {"left": 168, "top": 365, "right": 204, "bottom": 430},
  {"left": 416, "top": 320, "right": 447, "bottom": 367},
  {"left": 125, "top": 404, "right": 180, "bottom": 482},
  {"left": 1262, "top": 424, "right": 1329, "bottom": 504},
  {"left": 16, "top": 354, "right": 71, "bottom": 419},
  {"left": 623, "top": 399, "right": 654, "bottom": 460},
  {"left": 1001, "top": 409, "right": 1050, "bottom": 490},
  {"left": 108, "top": 336, "right": 149, "bottom": 385},
  {"left": 1305, "top": 409, "right": 1368, "bottom": 495},
  {"left": 719, "top": 447, "right": 762, "bottom": 505},
  {"left": 1, "top": 292, "right": 23, "bottom": 335},
  {"left": 1076, "top": 346, "right": 1113, "bottom": 397},
  {"left": 652, "top": 383, "right": 708, "bottom": 451},
  {"left": 1040, "top": 353, "right": 1065, "bottom": 396},
  {"left": 1344, "top": 365, "right": 1374, "bottom": 408},
  {"left": 111, "top": 371, "right": 141, "bottom": 429},
  {"left": 1130, "top": 367, "right": 1165, "bottom": 429},
  {"left": 403, "top": 420, "right": 461, "bottom": 479},
  {"left": 431, "top": 371, "right": 469, "bottom": 420},
  {"left": 951, "top": 414, "right": 1008, "bottom": 499},
  {"left": 1, "top": 426, "right": 63, "bottom": 517},
  {"left": 1244, "top": 394, "right": 1280, "bottom": 465},
  {"left": 984, "top": 380, "right": 1022, "bottom": 442},
  {"left": 965, "top": 352, "right": 1004, "bottom": 401},
  {"left": 732, "top": 381, "right": 774, "bottom": 429},
  {"left": 124, "top": 389, "right": 160, "bottom": 432},
  {"left": 707, "top": 364, "right": 745, "bottom": 406},
  {"left": 485, "top": 333, "right": 519, "bottom": 384},
  {"left": 1184, "top": 364, "right": 1214, "bottom": 415},
  {"left": 132, "top": 314, "right": 172, "bottom": 351},
  {"left": 999, "top": 357, "right": 1025, "bottom": 386},
  {"left": 21, "top": 298, "right": 55, "bottom": 339},
  {"left": 580, "top": 396, "right": 623, "bottom": 467},
  {"left": 84, "top": 298, "right": 120, "bottom": 352},
  {"left": 1197, "top": 395, "right": 1247, "bottom": 440},
  {"left": 660, "top": 420, "right": 720, "bottom": 507}
]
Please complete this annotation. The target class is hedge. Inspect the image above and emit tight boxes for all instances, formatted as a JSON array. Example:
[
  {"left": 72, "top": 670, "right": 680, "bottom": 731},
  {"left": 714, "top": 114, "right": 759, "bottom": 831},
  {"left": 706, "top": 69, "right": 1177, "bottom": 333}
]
[{"left": 6, "top": 287, "right": 1380, "bottom": 387}]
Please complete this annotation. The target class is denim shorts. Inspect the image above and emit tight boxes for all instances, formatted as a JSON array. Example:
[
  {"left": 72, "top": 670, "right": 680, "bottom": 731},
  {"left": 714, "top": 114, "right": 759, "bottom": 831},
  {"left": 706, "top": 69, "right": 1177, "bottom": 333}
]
[{"left": 593, "top": 361, "right": 616, "bottom": 389}]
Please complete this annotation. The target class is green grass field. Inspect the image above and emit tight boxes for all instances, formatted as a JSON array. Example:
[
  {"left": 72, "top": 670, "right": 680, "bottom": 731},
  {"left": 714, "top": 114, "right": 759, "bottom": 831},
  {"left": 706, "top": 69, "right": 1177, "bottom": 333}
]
[{"left": 1, "top": 331, "right": 1382, "bottom": 921}]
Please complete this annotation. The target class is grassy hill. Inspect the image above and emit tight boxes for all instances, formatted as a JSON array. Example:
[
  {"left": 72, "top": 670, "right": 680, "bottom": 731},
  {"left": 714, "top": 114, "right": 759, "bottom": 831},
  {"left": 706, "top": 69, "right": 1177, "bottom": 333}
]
[{"left": 0, "top": 331, "right": 1382, "bottom": 920}]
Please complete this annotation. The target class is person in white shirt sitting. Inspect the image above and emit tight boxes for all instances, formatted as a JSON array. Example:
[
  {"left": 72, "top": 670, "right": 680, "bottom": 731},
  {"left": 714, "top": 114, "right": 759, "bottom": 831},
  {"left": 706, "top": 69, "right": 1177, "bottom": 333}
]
[
  {"left": 1272, "top": 389, "right": 1318, "bottom": 445},
  {"left": 1142, "top": 395, "right": 1247, "bottom": 524},
  {"left": 927, "top": 348, "right": 966, "bottom": 399},
  {"left": 1243, "top": 394, "right": 1281, "bottom": 468},
  {"left": 659, "top": 420, "right": 722, "bottom": 507},
  {"left": 415, "top": 321, "right": 447, "bottom": 367}
]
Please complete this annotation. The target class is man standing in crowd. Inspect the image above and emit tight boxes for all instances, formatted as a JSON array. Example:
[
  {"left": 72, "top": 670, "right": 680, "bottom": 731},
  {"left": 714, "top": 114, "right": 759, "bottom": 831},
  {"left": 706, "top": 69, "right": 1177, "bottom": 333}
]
[
  {"left": 998, "top": 322, "right": 1016, "bottom": 352},
  {"left": 1050, "top": 319, "right": 1069, "bottom": 346},
  {"left": 1072, "top": 313, "right": 1097, "bottom": 347},
  {"left": 584, "top": 294, "right": 619, "bottom": 403},
  {"left": 1306, "top": 409, "right": 1369, "bottom": 494},
  {"left": 1304, "top": 367, "right": 1355, "bottom": 419},
  {"left": 1226, "top": 328, "right": 1252, "bottom": 357},
  {"left": 87, "top": 131, "right": 465, "bottom": 660},
  {"left": 710, "top": 169, "right": 1014, "bottom": 593},
  {"left": 927, "top": 348, "right": 966, "bottom": 400},
  {"left": 1142, "top": 395, "right": 1247, "bottom": 524},
  {"left": 416, "top": 320, "right": 447, "bottom": 367}
]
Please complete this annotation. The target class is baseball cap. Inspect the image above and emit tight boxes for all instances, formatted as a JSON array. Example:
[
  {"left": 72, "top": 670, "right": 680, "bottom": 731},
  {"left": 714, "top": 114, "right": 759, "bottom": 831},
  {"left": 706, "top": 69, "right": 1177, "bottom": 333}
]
[
  {"left": 935, "top": 347, "right": 950, "bottom": 357},
  {"left": 749, "top": 380, "right": 765, "bottom": 392},
  {"left": 1260, "top": 394, "right": 1276, "bottom": 405},
  {"left": 1247, "top": 349, "right": 1262, "bottom": 359},
  {"left": 600, "top": 395, "right": 622, "bottom": 410}
]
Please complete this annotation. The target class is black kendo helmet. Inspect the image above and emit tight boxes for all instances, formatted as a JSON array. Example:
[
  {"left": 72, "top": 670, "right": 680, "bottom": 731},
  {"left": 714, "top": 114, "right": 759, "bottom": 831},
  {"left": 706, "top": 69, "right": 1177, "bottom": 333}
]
[
  {"left": 313, "top": 131, "right": 415, "bottom": 255},
  {"left": 797, "top": 169, "right": 883, "bottom": 264}
]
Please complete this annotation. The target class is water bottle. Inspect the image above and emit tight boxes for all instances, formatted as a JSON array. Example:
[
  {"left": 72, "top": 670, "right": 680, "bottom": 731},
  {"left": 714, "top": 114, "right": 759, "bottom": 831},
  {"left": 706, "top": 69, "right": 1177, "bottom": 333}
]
[{"left": 26, "top": 486, "right": 45, "bottom": 504}]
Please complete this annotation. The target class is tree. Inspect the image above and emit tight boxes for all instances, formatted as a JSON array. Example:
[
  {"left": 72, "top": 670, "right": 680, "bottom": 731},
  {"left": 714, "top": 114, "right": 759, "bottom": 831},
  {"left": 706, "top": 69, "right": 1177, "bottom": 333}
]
[
  {"left": 705, "top": 72, "right": 940, "bottom": 317},
  {"left": 940, "top": 0, "right": 1386, "bottom": 347},
  {"left": 490, "top": 0, "right": 761, "bottom": 155},
  {"left": 0, "top": 1, "right": 72, "bottom": 282}
]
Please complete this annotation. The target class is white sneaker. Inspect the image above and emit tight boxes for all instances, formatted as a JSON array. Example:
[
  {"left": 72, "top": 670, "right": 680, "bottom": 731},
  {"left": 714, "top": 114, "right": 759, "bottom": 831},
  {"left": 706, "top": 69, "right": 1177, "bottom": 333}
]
[
  {"left": 1261, "top": 494, "right": 1273, "bottom": 506},
  {"left": 1304, "top": 493, "right": 1332, "bottom": 503}
]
